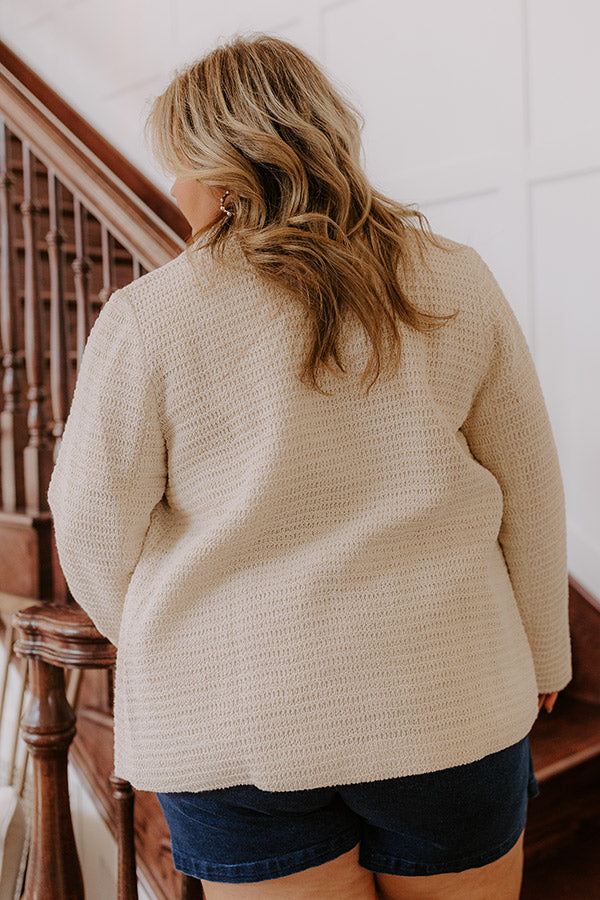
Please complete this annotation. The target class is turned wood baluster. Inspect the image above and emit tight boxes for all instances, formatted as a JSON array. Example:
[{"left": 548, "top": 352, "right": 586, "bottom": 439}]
[
  {"left": 109, "top": 767, "right": 206, "bottom": 900},
  {"left": 98, "top": 222, "right": 117, "bottom": 306},
  {"left": 109, "top": 774, "right": 139, "bottom": 900},
  {"left": 106, "top": 661, "right": 115, "bottom": 710},
  {"left": 0, "top": 119, "right": 27, "bottom": 511},
  {"left": 46, "top": 169, "right": 71, "bottom": 463},
  {"left": 14, "top": 602, "right": 117, "bottom": 900},
  {"left": 20, "top": 143, "right": 53, "bottom": 515},
  {"left": 130, "top": 259, "right": 147, "bottom": 280},
  {"left": 72, "top": 196, "right": 92, "bottom": 372}
]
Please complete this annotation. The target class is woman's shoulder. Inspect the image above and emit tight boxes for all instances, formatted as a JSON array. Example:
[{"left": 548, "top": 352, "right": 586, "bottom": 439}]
[
  {"left": 398, "top": 226, "right": 482, "bottom": 291},
  {"left": 398, "top": 227, "right": 489, "bottom": 321},
  {"left": 118, "top": 250, "right": 193, "bottom": 300},
  {"left": 105, "top": 245, "right": 215, "bottom": 323}
]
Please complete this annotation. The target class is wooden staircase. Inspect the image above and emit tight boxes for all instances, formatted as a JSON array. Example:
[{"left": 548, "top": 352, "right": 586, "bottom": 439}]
[
  {"left": 522, "top": 694, "right": 600, "bottom": 899},
  {"left": 520, "top": 581, "right": 600, "bottom": 899},
  {"left": 0, "top": 37, "right": 599, "bottom": 900}
]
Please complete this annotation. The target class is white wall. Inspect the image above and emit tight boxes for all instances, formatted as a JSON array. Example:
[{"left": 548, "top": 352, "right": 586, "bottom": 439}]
[{"left": 0, "top": 0, "right": 599, "bottom": 895}]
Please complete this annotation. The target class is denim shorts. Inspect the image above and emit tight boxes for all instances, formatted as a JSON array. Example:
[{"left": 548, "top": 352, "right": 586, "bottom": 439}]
[{"left": 156, "top": 733, "right": 539, "bottom": 884}]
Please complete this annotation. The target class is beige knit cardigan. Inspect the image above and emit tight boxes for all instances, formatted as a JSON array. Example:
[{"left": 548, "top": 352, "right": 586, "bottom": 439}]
[{"left": 47, "top": 225, "right": 572, "bottom": 792}]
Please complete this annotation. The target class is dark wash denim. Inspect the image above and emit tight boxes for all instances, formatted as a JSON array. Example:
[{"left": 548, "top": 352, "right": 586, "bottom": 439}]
[{"left": 157, "top": 733, "right": 539, "bottom": 884}]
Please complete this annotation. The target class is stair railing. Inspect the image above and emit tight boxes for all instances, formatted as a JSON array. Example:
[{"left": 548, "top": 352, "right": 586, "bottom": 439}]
[{"left": 0, "top": 40, "right": 204, "bottom": 900}]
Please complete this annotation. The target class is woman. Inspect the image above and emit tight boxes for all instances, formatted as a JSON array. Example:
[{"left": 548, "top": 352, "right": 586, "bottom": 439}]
[{"left": 47, "top": 33, "right": 571, "bottom": 900}]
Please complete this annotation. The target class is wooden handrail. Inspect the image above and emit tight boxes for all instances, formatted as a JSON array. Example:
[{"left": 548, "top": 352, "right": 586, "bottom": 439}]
[
  {"left": 0, "top": 39, "right": 189, "bottom": 241},
  {"left": 0, "top": 39, "right": 187, "bottom": 269}
]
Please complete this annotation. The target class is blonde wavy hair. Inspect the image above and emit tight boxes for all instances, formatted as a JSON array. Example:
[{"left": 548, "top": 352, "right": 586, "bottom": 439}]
[{"left": 145, "top": 33, "right": 460, "bottom": 396}]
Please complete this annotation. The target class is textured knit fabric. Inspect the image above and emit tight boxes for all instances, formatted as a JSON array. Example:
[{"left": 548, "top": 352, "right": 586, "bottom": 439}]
[{"left": 47, "top": 224, "right": 572, "bottom": 793}]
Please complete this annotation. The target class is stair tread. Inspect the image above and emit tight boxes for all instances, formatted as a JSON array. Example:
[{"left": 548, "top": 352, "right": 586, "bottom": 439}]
[{"left": 529, "top": 692, "right": 600, "bottom": 779}]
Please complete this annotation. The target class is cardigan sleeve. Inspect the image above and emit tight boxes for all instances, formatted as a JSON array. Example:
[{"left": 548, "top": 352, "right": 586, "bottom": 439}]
[
  {"left": 47, "top": 287, "right": 167, "bottom": 648},
  {"left": 461, "top": 249, "right": 572, "bottom": 695}
]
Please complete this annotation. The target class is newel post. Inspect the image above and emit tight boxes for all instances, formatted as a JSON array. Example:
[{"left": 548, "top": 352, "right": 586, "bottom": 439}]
[
  {"left": 13, "top": 602, "right": 117, "bottom": 900},
  {"left": 19, "top": 652, "right": 83, "bottom": 899}
]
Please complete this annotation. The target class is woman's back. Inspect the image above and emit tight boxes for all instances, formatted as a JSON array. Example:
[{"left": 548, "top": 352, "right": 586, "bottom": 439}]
[
  {"left": 47, "top": 221, "right": 570, "bottom": 793},
  {"left": 46, "top": 32, "right": 571, "bottom": 898}
]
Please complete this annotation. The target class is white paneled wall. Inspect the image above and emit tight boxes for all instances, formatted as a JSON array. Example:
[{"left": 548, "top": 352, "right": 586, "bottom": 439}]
[{"left": 0, "top": 1, "right": 598, "bottom": 896}]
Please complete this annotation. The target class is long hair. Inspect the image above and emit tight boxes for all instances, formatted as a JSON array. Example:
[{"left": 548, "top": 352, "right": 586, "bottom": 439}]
[{"left": 144, "top": 33, "right": 460, "bottom": 396}]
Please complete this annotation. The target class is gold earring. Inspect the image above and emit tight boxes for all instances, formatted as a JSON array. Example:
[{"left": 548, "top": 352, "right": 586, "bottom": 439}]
[{"left": 220, "top": 191, "right": 233, "bottom": 217}]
